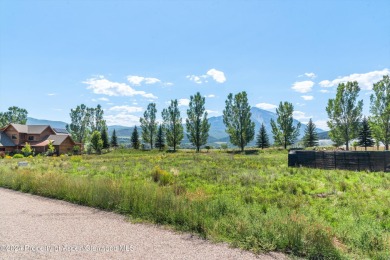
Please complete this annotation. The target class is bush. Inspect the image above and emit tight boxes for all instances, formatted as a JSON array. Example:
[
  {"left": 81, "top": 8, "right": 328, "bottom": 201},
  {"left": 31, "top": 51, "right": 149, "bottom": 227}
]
[
  {"left": 13, "top": 154, "right": 24, "bottom": 159},
  {"left": 0, "top": 151, "right": 5, "bottom": 159},
  {"left": 73, "top": 145, "right": 80, "bottom": 155},
  {"left": 21, "top": 142, "right": 33, "bottom": 157},
  {"left": 151, "top": 166, "right": 173, "bottom": 186}
]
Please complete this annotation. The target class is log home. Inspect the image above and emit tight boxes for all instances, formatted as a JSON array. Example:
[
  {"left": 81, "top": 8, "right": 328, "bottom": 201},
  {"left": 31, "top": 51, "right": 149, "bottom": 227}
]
[{"left": 0, "top": 123, "right": 79, "bottom": 155}]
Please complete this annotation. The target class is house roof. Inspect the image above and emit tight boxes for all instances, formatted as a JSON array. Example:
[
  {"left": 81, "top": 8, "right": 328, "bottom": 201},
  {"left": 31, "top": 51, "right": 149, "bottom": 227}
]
[
  {"left": 47, "top": 135, "right": 74, "bottom": 145},
  {"left": 53, "top": 128, "right": 69, "bottom": 135},
  {"left": 22, "top": 135, "right": 74, "bottom": 147},
  {"left": 7, "top": 124, "right": 54, "bottom": 134},
  {"left": 0, "top": 132, "right": 15, "bottom": 147}
]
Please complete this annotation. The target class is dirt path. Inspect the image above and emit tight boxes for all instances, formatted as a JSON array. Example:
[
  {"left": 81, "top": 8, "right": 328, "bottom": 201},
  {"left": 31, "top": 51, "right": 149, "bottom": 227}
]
[{"left": 0, "top": 188, "right": 287, "bottom": 260}]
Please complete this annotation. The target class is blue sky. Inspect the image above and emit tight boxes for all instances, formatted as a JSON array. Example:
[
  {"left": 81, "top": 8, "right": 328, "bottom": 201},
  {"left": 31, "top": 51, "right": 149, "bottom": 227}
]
[{"left": 1, "top": 0, "right": 389, "bottom": 130}]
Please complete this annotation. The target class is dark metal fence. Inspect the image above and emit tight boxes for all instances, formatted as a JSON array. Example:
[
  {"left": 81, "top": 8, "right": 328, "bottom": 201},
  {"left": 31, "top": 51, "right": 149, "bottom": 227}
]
[{"left": 288, "top": 150, "right": 390, "bottom": 172}]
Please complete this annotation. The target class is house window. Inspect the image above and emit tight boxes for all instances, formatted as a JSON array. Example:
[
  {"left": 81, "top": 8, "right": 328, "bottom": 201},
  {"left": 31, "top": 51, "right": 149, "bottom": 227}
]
[
  {"left": 28, "top": 136, "right": 34, "bottom": 141},
  {"left": 12, "top": 134, "right": 17, "bottom": 140}
]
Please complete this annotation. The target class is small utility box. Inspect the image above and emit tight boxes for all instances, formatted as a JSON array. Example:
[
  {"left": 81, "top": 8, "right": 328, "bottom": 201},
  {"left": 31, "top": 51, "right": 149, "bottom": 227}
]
[{"left": 18, "top": 161, "right": 29, "bottom": 167}]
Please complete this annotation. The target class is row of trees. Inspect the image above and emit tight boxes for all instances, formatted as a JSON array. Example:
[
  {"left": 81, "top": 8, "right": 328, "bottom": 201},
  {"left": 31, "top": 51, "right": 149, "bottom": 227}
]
[
  {"left": 326, "top": 75, "right": 389, "bottom": 150},
  {"left": 136, "top": 91, "right": 304, "bottom": 152}
]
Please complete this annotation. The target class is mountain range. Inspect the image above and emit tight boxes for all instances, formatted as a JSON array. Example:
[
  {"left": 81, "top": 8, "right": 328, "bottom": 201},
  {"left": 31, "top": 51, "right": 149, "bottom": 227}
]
[{"left": 27, "top": 107, "right": 327, "bottom": 146}]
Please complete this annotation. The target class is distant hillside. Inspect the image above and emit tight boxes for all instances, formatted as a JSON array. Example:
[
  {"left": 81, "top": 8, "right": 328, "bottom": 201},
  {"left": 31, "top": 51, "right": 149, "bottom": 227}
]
[
  {"left": 318, "top": 131, "right": 329, "bottom": 140},
  {"left": 27, "top": 117, "right": 68, "bottom": 129},
  {"left": 28, "top": 108, "right": 328, "bottom": 147}
]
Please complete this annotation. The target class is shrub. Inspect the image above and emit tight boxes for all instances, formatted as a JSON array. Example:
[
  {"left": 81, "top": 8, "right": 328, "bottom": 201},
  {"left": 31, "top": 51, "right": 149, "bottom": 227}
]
[
  {"left": 21, "top": 142, "right": 33, "bottom": 157},
  {"left": 0, "top": 151, "right": 5, "bottom": 159},
  {"left": 13, "top": 154, "right": 24, "bottom": 159},
  {"left": 151, "top": 166, "right": 173, "bottom": 186},
  {"left": 73, "top": 145, "right": 80, "bottom": 155}
]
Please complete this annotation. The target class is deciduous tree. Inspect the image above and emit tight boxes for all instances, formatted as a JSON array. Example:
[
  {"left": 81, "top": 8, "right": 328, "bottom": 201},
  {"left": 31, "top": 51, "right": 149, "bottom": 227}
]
[
  {"left": 140, "top": 103, "right": 157, "bottom": 149},
  {"left": 326, "top": 81, "right": 363, "bottom": 151},
  {"left": 271, "top": 101, "right": 301, "bottom": 149},
  {"left": 370, "top": 75, "right": 390, "bottom": 150},
  {"left": 67, "top": 104, "right": 91, "bottom": 143},
  {"left": 0, "top": 106, "right": 28, "bottom": 128},
  {"left": 90, "top": 130, "right": 103, "bottom": 154},
  {"left": 186, "top": 92, "right": 210, "bottom": 152},
  {"left": 162, "top": 99, "right": 183, "bottom": 151},
  {"left": 223, "top": 91, "right": 255, "bottom": 152}
]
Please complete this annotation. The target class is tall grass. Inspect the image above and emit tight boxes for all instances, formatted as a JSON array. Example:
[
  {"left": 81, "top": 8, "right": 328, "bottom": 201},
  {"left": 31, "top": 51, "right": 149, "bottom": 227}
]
[{"left": 0, "top": 150, "right": 389, "bottom": 259}]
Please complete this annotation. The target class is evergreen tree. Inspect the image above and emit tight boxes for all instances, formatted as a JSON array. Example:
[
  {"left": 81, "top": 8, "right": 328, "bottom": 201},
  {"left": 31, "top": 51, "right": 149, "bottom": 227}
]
[
  {"left": 140, "top": 103, "right": 157, "bottom": 149},
  {"left": 256, "top": 123, "right": 270, "bottom": 149},
  {"left": 358, "top": 117, "right": 375, "bottom": 151},
  {"left": 186, "top": 92, "right": 210, "bottom": 152},
  {"left": 326, "top": 81, "right": 363, "bottom": 150},
  {"left": 131, "top": 126, "right": 140, "bottom": 149},
  {"left": 110, "top": 129, "right": 118, "bottom": 148},
  {"left": 303, "top": 118, "right": 319, "bottom": 147},
  {"left": 162, "top": 99, "right": 184, "bottom": 151},
  {"left": 223, "top": 91, "right": 255, "bottom": 152},
  {"left": 155, "top": 124, "right": 165, "bottom": 151},
  {"left": 271, "top": 101, "right": 301, "bottom": 149},
  {"left": 101, "top": 127, "right": 110, "bottom": 149}
]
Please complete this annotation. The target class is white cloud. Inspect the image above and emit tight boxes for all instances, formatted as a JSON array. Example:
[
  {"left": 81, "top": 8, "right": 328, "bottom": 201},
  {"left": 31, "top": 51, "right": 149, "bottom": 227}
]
[
  {"left": 186, "top": 75, "right": 203, "bottom": 84},
  {"left": 109, "top": 105, "right": 143, "bottom": 113},
  {"left": 293, "top": 111, "right": 312, "bottom": 121},
  {"left": 319, "top": 89, "right": 329, "bottom": 93},
  {"left": 304, "top": 72, "right": 316, "bottom": 79},
  {"left": 291, "top": 81, "right": 314, "bottom": 93},
  {"left": 255, "top": 103, "right": 277, "bottom": 111},
  {"left": 319, "top": 69, "right": 389, "bottom": 90},
  {"left": 314, "top": 120, "right": 329, "bottom": 131},
  {"left": 299, "top": 72, "right": 316, "bottom": 79},
  {"left": 84, "top": 76, "right": 157, "bottom": 99},
  {"left": 187, "top": 68, "right": 226, "bottom": 84},
  {"left": 98, "top": 97, "right": 109, "bottom": 101},
  {"left": 206, "top": 94, "right": 216, "bottom": 98},
  {"left": 301, "top": 95, "right": 314, "bottom": 101},
  {"left": 206, "top": 110, "right": 219, "bottom": 115},
  {"left": 178, "top": 98, "right": 190, "bottom": 107},
  {"left": 47, "top": 93, "right": 56, "bottom": 96},
  {"left": 105, "top": 114, "right": 140, "bottom": 127},
  {"left": 127, "top": 76, "right": 161, "bottom": 86},
  {"left": 206, "top": 69, "right": 226, "bottom": 83}
]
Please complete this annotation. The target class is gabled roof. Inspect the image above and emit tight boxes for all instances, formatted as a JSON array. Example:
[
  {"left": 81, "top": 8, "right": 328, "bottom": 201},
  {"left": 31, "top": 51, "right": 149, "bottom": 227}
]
[
  {"left": 6, "top": 124, "right": 54, "bottom": 134},
  {"left": 47, "top": 135, "right": 75, "bottom": 145},
  {"left": 23, "top": 135, "right": 75, "bottom": 147},
  {"left": 0, "top": 132, "right": 16, "bottom": 147}
]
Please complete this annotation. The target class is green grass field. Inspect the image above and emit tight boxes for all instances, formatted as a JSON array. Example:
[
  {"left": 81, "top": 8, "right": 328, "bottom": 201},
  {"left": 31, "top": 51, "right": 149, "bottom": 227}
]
[{"left": 0, "top": 149, "right": 389, "bottom": 259}]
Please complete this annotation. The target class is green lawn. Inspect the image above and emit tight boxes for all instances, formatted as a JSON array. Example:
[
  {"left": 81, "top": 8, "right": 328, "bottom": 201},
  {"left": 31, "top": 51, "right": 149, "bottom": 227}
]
[{"left": 0, "top": 149, "right": 389, "bottom": 259}]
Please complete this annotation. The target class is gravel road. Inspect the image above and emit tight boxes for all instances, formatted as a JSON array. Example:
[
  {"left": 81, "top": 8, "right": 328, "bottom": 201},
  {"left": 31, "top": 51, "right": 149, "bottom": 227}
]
[{"left": 0, "top": 188, "right": 288, "bottom": 260}]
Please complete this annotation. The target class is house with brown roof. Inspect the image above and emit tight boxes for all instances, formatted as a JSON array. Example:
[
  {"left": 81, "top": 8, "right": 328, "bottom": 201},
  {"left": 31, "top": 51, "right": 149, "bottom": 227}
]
[{"left": 0, "top": 123, "right": 79, "bottom": 155}]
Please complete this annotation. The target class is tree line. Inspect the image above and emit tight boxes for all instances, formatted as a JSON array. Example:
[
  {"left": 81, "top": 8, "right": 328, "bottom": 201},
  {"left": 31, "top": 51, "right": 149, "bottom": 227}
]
[
  {"left": 131, "top": 91, "right": 302, "bottom": 152},
  {"left": 2, "top": 75, "right": 388, "bottom": 152}
]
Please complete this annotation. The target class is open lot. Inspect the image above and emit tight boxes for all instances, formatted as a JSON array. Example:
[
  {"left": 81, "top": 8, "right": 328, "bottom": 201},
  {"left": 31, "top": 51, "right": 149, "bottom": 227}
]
[{"left": 0, "top": 149, "right": 389, "bottom": 259}]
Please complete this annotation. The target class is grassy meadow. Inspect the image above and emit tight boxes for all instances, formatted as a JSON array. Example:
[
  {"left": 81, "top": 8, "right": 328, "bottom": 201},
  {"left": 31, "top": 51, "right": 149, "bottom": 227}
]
[{"left": 0, "top": 149, "right": 389, "bottom": 259}]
